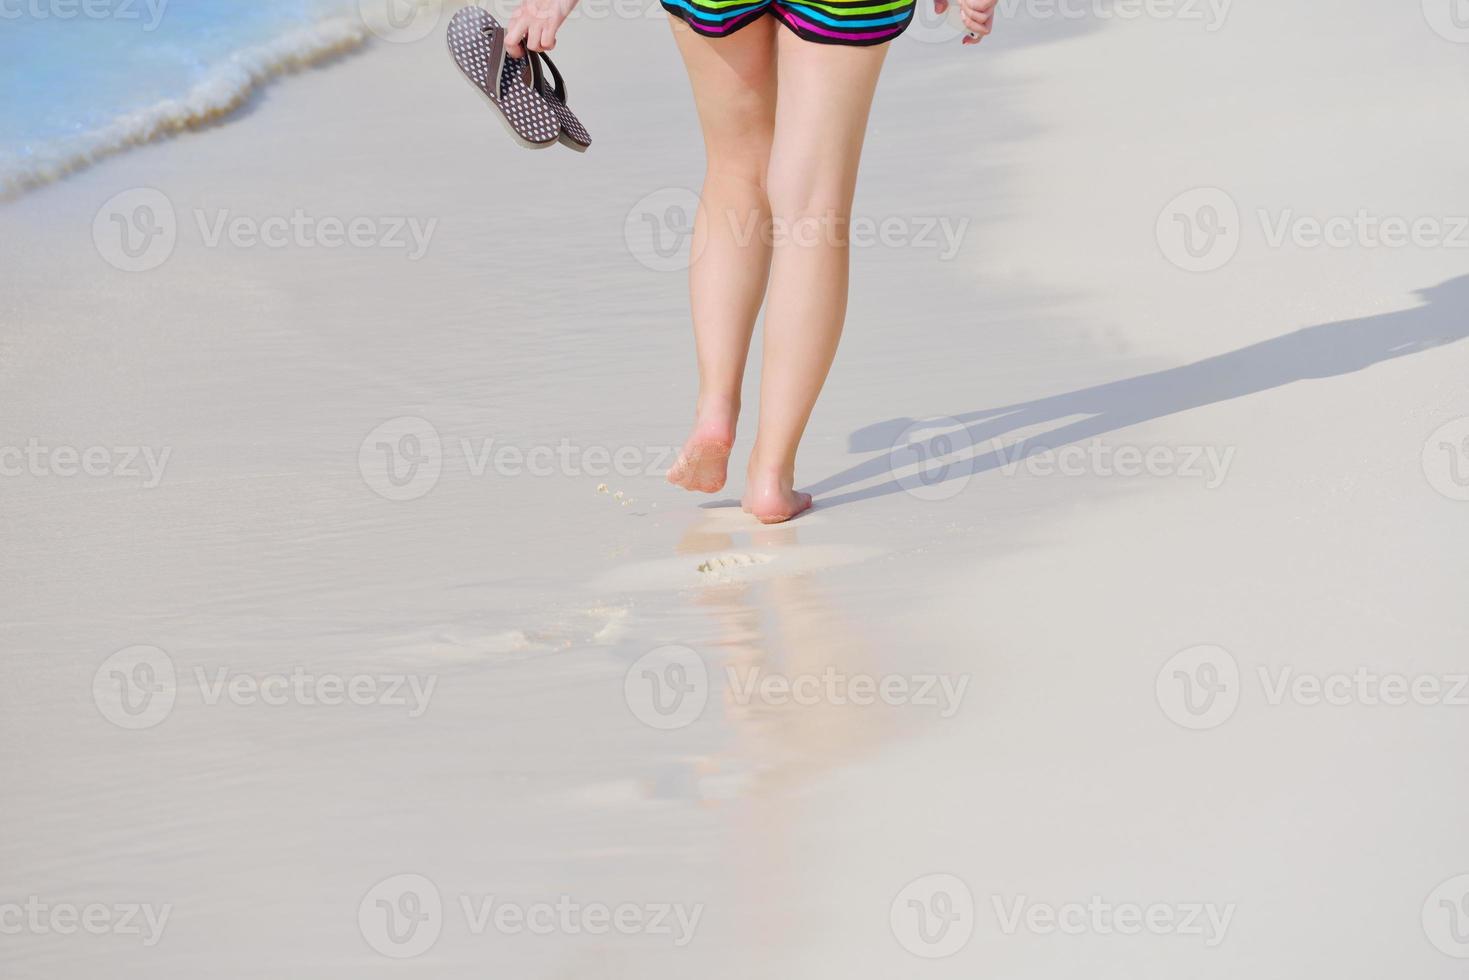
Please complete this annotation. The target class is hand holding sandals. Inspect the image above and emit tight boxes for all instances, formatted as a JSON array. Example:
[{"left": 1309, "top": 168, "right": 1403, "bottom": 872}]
[
  {"left": 504, "top": 0, "right": 580, "bottom": 56},
  {"left": 934, "top": 0, "right": 998, "bottom": 44}
]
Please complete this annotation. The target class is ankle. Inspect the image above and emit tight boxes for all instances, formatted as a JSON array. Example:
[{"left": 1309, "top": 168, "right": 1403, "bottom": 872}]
[
  {"left": 746, "top": 451, "right": 795, "bottom": 488},
  {"left": 694, "top": 395, "right": 740, "bottom": 435}
]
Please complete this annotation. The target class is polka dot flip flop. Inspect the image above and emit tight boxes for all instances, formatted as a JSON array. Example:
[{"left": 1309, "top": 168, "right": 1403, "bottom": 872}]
[
  {"left": 528, "top": 51, "right": 592, "bottom": 152},
  {"left": 446, "top": 6, "right": 561, "bottom": 150}
]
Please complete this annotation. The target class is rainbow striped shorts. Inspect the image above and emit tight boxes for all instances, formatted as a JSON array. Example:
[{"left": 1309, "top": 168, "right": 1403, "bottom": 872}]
[{"left": 662, "top": 0, "right": 916, "bottom": 46}]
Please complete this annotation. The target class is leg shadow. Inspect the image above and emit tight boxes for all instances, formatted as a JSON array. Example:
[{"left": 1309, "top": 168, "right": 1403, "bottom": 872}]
[{"left": 811, "top": 275, "right": 1469, "bottom": 507}]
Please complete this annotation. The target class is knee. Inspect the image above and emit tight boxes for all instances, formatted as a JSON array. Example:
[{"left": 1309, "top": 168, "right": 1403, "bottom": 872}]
[
  {"left": 764, "top": 167, "right": 852, "bottom": 225},
  {"left": 765, "top": 173, "right": 852, "bottom": 250}
]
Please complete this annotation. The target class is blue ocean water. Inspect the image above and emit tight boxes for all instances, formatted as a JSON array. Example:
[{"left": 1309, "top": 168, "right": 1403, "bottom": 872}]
[{"left": 0, "top": 0, "right": 362, "bottom": 194}]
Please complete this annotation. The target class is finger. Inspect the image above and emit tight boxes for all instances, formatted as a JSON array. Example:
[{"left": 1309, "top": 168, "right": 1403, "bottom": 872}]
[
  {"left": 934, "top": 0, "right": 948, "bottom": 13},
  {"left": 526, "top": 19, "right": 546, "bottom": 51},
  {"left": 504, "top": 17, "right": 528, "bottom": 56},
  {"left": 537, "top": 20, "right": 557, "bottom": 51}
]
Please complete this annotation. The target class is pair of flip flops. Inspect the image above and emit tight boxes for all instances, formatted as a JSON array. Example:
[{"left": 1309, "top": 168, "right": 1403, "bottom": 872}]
[{"left": 447, "top": 6, "right": 592, "bottom": 151}]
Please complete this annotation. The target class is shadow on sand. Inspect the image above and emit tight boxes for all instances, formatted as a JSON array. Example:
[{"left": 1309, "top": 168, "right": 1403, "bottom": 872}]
[{"left": 810, "top": 275, "right": 1469, "bottom": 508}]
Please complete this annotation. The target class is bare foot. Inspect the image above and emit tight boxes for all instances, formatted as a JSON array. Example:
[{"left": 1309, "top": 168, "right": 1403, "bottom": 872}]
[
  {"left": 667, "top": 420, "right": 734, "bottom": 493},
  {"left": 742, "top": 471, "right": 813, "bottom": 524}
]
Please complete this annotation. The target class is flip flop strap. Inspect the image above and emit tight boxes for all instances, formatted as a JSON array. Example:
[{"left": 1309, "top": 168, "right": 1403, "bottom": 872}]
[
  {"left": 479, "top": 19, "right": 526, "bottom": 102},
  {"left": 531, "top": 50, "right": 568, "bottom": 103}
]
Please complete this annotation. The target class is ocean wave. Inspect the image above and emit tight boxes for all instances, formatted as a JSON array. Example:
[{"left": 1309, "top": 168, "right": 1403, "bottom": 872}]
[{"left": 0, "top": 15, "right": 371, "bottom": 201}]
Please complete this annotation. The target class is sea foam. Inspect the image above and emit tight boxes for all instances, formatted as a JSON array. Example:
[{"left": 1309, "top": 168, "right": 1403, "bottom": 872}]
[{"left": 0, "top": 15, "right": 371, "bottom": 199}]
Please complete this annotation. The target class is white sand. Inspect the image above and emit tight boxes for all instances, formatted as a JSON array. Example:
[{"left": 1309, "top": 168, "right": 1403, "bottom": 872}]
[{"left": 3, "top": 0, "right": 1468, "bottom": 976}]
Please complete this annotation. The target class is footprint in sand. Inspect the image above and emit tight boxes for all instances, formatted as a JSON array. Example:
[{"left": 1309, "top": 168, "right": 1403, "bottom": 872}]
[
  {"left": 594, "top": 545, "right": 882, "bottom": 592},
  {"left": 697, "top": 552, "right": 775, "bottom": 580}
]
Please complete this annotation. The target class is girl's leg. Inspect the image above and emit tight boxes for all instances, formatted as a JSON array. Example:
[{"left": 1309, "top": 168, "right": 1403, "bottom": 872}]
[
  {"left": 666, "top": 16, "right": 779, "bottom": 493},
  {"left": 744, "top": 33, "right": 890, "bottom": 522}
]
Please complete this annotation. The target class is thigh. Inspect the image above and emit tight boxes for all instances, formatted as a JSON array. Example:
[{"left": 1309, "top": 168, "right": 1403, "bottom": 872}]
[
  {"left": 669, "top": 14, "right": 779, "bottom": 167},
  {"left": 768, "top": 33, "right": 890, "bottom": 204}
]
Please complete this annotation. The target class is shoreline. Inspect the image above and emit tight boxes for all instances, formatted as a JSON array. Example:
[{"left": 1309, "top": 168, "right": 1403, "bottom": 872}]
[{"left": 0, "top": 14, "right": 372, "bottom": 202}]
